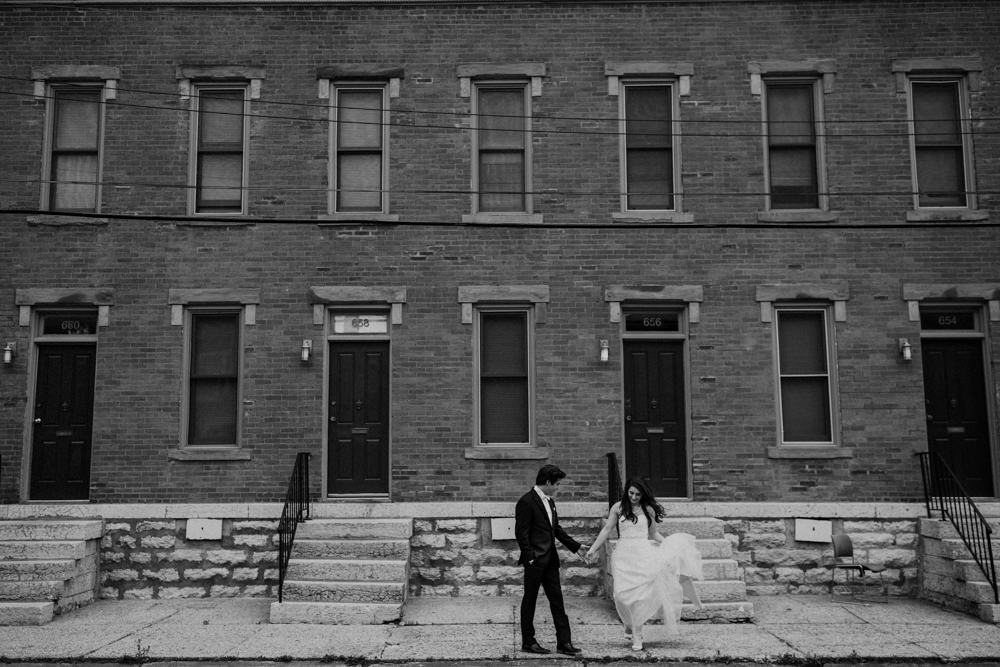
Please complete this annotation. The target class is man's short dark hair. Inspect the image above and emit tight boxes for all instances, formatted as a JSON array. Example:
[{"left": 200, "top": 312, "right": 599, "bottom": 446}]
[{"left": 536, "top": 464, "right": 567, "bottom": 486}]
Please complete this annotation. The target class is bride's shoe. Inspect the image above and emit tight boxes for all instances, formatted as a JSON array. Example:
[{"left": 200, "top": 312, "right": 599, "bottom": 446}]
[{"left": 631, "top": 627, "right": 643, "bottom": 651}]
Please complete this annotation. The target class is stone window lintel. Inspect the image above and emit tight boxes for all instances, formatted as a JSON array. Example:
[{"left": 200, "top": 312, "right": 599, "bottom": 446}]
[
  {"left": 891, "top": 57, "right": 983, "bottom": 92},
  {"left": 605, "top": 61, "right": 694, "bottom": 96},
  {"left": 316, "top": 66, "right": 403, "bottom": 99},
  {"left": 177, "top": 65, "right": 266, "bottom": 100},
  {"left": 755, "top": 283, "right": 849, "bottom": 322},
  {"left": 16, "top": 288, "right": 115, "bottom": 327},
  {"left": 457, "top": 63, "right": 546, "bottom": 97},
  {"left": 32, "top": 65, "right": 121, "bottom": 100},
  {"left": 458, "top": 285, "right": 550, "bottom": 324},
  {"left": 902, "top": 283, "right": 1000, "bottom": 322},
  {"left": 748, "top": 59, "right": 837, "bottom": 95},
  {"left": 604, "top": 285, "right": 704, "bottom": 323},
  {"left": 168, "top": 288, "right": 261, "bottom": 326},
  {"left": 308, "top": 286, "right": 407, "bottom": 326}
]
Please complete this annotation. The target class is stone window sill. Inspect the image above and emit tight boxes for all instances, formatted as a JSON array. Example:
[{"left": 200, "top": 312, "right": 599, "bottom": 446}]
[
  {"left": 465, "top": 447, "right": 549, "bottom": 461},
  {"left": 757, "top": 210, "right": 839, "bottom": 223},
  {"left": 319, "top": 213, "right": 400, "bottom": 223},
  {"left": 612, "top": 211, "right": 694, "bottom": 223},
  {"left": 906, "top": 209, "right": 989, "bottom": 222},
  {"left": 461, "top": 213, "right": 543, "bottom": 225},
  {"left": 168, "top": 448, "right": 252, "bottom": 462},
  {"left": 767, "top": 446, "right": 852, "bottom": 459}
]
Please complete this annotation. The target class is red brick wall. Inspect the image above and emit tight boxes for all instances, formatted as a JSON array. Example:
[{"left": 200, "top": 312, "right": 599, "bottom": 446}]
[{"left": 1, "top": 1, "right": 998, "bottom": 503}]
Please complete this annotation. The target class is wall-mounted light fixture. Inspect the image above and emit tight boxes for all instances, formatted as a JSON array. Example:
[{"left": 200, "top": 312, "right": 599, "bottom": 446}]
[
  {"left": 599, "top": 339, "right": 609, "bottom": 363},
  {"left": 898, "top": 338, "right": 912, "bottom": 362},
  {"left": 2, "top": 342, "right": 14, "bottom": 365},
  {"left": 300, "top": 339, "right": 312, "bottom": 362}
]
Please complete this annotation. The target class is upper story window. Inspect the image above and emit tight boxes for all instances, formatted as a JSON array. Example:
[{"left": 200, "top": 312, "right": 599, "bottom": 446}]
[
  {"left": 621, "top": 81, "right": 676, "bottom": 211},
  {"left": 458, "top": 63, "right": 545, "bottom": 223},
  {"left": 46, "top": 85, "right": 104, "bottom": 212},
  {"left": 332, "top": 83, "right": 388, "bottom": 213},
  {"left": 763, "top": 78, "right": 822, "bottom": 209},
  {"left": 191, "top": 85, "right": 248, "bottom": 214},
  {"left": 893, "top": 57, "right": 982, "bottom": 212},
  {"left": 33, "top": 66, "right": 119, "bottom": 214},
  {"left": 475, "top": 82, "right": 530, "bottom": 213}
]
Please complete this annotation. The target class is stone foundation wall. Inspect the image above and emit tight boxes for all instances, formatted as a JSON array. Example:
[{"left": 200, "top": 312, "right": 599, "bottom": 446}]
[
  {"left": 100, "top": 519, "right": 279, "bottom": 599},
  {"left": 728, "top": 518, "right": 919, "bottom": 596}
]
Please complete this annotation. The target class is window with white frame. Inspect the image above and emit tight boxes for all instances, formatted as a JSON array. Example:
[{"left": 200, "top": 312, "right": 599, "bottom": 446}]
[
  {"left": 332, "top": 83, "right": 387, "bottom": 212},
  {"left": 621, "top": 81, "right": 676, "bottom": 211},
  {"left": 45, "top": 85, "right": 104, "bottom": 212},
  {"left": 186, "top": 308, "right": 242, "bottom": 446},
  {"left": 191, "top": 85, "right": 248, "bottom": 214},
  {"left": 764, "top": 78, "right": 822, "bottom": 209},
  {"left": 909, "top": 78, "right": 970, "bottom": 208},
  {"left": 476, "top": 307, "right": 533, "bottom": 445},
  {"left": 474, "top": 82, "right": 531, "bottom": 213},
  {"left": 774, "top": 306, "right": 837, "bottom": 445}
]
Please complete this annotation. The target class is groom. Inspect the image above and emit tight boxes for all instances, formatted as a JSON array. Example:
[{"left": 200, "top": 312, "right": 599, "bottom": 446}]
[{"left": 515, "top": 464, "right": 588, "bottom": 656}]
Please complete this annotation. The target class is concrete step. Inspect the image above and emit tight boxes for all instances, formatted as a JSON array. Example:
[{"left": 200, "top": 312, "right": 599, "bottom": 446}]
[
  {"left": 0, "top": 540, "right": 90, "bottom": 560},
  {"left": 954, "top": 559, "right": 1000, "bottom": 583},
  {"left": 286, "top": 558, "right": 408, "bottom": 582},
  {"left": 693, "top": 538, "right": 733, "bottom": 559},
  {"left": 0, "top": 520, "right": 103, "bottom": 542},
  {"left": 0, "top": 579, "right": 62, "bottom": 601},
  {"left": 0, "top": 601, "right": 54, "bottom": 626},
  {"left": 682, "top": 599, "right": 754, "bottom": 621},
  {"left": 296, "top": 518, "right": 413, "bottom": 540},
  {"left": 0, "top": 558, "right": 78, "bottom": 581},
  {"left": 691, "top": 579, "right": 747, "bottom": 602},
  {"left": 282, "top": 579, "right": 406, "bottom": 603},
  {"left": 269, "top": 600, "right": 402, "bottom": 625},
  {"left": 293, "top": 538, "right": 410, "bottom": 560},
  {"left": 658, "top": 517, "right": 726, "bottom": 539},
  {"left": 701, "top": 558, "right": 740, "bottom": 580}
]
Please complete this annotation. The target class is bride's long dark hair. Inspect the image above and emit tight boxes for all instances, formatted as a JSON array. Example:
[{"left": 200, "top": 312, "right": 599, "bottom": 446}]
[{"left": 619, "top": 477, "right": 665, "bottom": 525}]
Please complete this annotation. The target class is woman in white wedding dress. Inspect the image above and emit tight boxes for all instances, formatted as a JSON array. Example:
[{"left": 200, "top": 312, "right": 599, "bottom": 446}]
[{"left": 585, "top": 478, "right": 703, "bottom": 650}]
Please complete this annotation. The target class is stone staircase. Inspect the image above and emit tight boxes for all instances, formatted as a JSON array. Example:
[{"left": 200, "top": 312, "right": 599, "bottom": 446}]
[
  {"left": 919, "top": 508, "right": 1000, "bottom": 624},
  {"left": 604, "top": 516, "right": 753, "bottom": 621},
  {"left": 0, "top": 518, "right": 104, "bottom": 625},
  {"left": 269, "top": 517, "right": 412, "bottom": 624}
]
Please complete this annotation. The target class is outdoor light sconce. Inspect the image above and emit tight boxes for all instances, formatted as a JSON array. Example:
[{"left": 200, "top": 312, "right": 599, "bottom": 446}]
[
  {"left": 898, "top": 338, "right": 912, "bottom": 362},
  {"left": 2, "top": 342, "right": 14, "bottom": 365},
  {"left": 599, "top": 339, "right": 609, "bottom": 363},
  {"left": 300, "top": 339, "right": 312, "bottom": 363}
]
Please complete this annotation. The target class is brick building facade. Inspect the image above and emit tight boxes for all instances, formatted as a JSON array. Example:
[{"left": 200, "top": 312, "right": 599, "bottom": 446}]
[{"left": 1, "top": 0, "right": 998, "bottom": 510}]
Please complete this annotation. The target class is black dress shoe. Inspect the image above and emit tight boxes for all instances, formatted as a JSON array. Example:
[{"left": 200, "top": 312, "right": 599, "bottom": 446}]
[
  {"left": 521, "top": 640, "right": 551, "bottom": 654},
  {"left": 557, "top": 642, "right": 582, "bottom": 655}
]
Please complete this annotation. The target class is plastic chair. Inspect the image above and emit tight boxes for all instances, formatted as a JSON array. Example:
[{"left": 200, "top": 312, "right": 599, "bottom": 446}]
[{"left": 831, "top": 533, "right": 888, "bottom": 602}]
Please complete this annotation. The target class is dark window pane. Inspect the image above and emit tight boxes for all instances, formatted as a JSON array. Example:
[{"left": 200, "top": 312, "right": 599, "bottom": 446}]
[
  {"left": 481, "top": 378, "right": 529, "bottom": 442},
  {"left": 478, "top": 88, "right": 524, "bottom": 149},
  {"left": 50, "top": 88, "right": 101, "bottom": 212},
  {"left": 625, "top": 86, "right": 671, "bottom": 148},
  {"left": 913, "top": 82, "right": 961, "bottom": 145},
  {"left": 479, "top": 151, "right": 525, "bottom": 211},
  {"left": 913, "top": 82, "right": 965, "bottom": 207},
  {"left": 192, "top": 314, "right": 239, "bottom": 377},
  {"left": 54, "top": 90, "right": 101, "bottom": 149},
  {"left": 481, "top": 312, "right": 527, "bottom": 376},
  {"left": 198, "top": 90, "right": 244, "bottom": 146},
  {"left": 916, "top": 147, "right": 965, "bottom": 207},
  {"left": 769, "top": 146, "right": 818, "bottom": 208},
  {"left": 337, "top": 153, "right": 382, "bottom": 210},
  {"left": 197, "top": 154, "right": 243, "bottom": 208},
  {"left": 626, "top": 148, "right": 673, "bottom": 209},
  {"left": 189, "top": 379, "right": 238, "bottom": 444},
  {"left": 777, "top": 311, "right": 827, "bottom": 374},
  {"left": 52, "top": 154, "right": 99, "bottom": 210},
  {"left": 780, "top": 377, "right": 831, "bottom": 441},
  {"left": 767, "top": 84, "right": 814, "bottom": 145},
  {"left": 337, "top": 90, "right": 382, "bottom": 149}
]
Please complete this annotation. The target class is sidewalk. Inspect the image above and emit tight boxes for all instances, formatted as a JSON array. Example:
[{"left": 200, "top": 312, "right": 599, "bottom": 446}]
[{"left": 2, "top": 594, "right": 999, "bottom": 663}]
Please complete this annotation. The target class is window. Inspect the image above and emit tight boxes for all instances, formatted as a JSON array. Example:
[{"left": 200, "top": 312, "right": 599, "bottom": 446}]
[
  {"left": 474, "top": 82, "right": 530, "bottom": 213},
  {"left": 774, "top": 307, "right": 835, "bottom": 444},
  {"left": 186, "top": 309, "right": 241, "bottom": 446},
  {"left": 46, "top": 85, "right": 104, "bottom": 212},
  {"left": 332, "top": 84, "right": 387, "bottom": 212},
  {"left": 910, "top": 79, "right": 969, "bottom": 208},
  {"left": 477, "top": 308, "right": 532, "bottom": 445},
  {"left": 621, "top": 82, "right": 675, "bottom": 210},
  {"left": 764, "top": 79, "right": 820, "bottom": 209},
  {"left": 192, "top": 85, "right": 247, "bottom": 214}
]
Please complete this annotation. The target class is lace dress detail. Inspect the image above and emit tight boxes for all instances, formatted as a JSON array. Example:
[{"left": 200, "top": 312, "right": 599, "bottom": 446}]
[{"left": 611, "top": 507, "right": 703, "bottom": 637}]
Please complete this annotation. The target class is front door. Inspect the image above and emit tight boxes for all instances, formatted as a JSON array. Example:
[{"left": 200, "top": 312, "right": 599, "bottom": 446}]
[
  {"left": 30, "top": 344, "right": 96, "bottom": 500},
  {"left": 327, "top": 341, "right": 390, "bottom": 496},
  {"left": 623, "top": 340, "right": 687, "bottom": 497},
  {"left": 922, "top": 338, "right": 993, "bottom": 496}
]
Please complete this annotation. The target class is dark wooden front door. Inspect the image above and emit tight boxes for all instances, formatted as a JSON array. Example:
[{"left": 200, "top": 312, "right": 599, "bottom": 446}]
[
  {"left": 328, "top": 341, "right": 390, "bottom": 495},
  {"left": 623, "top": 340, "right": 687, "bottom": 497},
  {"left": 30, "top": 344, "right": 96, "bottom": 500},
  {"left": 922, "top": 338, "right": 993, "bottom": 496}
]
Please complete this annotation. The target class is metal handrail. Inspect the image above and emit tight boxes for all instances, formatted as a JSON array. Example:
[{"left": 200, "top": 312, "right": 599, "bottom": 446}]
[
  {"left": 277, "top": 452, "right": 311, "bottom": 603},
  {"left": 606, "top": 452, "right": 623, "bottom": 508},
  {"left": 917, "top": 451, "right": 998, "bottom": 603}
]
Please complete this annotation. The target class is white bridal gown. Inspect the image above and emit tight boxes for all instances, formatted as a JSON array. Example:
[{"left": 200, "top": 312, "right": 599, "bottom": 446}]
[{"left": 612, "top": 510, "right": 703, "bottom": 636}]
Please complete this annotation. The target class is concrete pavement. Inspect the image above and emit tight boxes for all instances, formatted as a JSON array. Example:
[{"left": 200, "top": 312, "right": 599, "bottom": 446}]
[{"left": 1, "top": 594, "right": 999, "bottom": 663}]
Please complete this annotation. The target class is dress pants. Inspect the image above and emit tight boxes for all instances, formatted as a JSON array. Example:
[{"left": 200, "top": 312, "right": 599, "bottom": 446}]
[{"left": 520, "top": 557, "right": 570, "bottom": 645}]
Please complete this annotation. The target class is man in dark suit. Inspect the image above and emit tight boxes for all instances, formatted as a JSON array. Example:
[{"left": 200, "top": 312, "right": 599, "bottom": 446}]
[{"left": 515, "top": 464, "right": 588, "bottom": 656}]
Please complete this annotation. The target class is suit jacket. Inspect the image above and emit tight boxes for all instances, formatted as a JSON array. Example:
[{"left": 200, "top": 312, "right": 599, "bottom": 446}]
[{"left": 515, "top": 488, "right": 581, "bottom": 567}]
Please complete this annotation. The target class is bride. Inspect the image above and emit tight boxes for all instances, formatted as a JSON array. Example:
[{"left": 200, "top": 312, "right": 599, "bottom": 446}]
[{"left": 585, "top": 477, "right": 703, "bottom": 650}]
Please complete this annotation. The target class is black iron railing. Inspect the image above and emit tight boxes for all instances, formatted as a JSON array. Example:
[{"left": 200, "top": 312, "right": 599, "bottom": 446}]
[
  {"left": 917, "top": 451, "right": 998, "bottom": 603},
  {"left": 606, "top": 452, "right": 623, "bottom": 508},
  {"left": 277, "top": 452, "right": 311, "bottom": 603}
]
